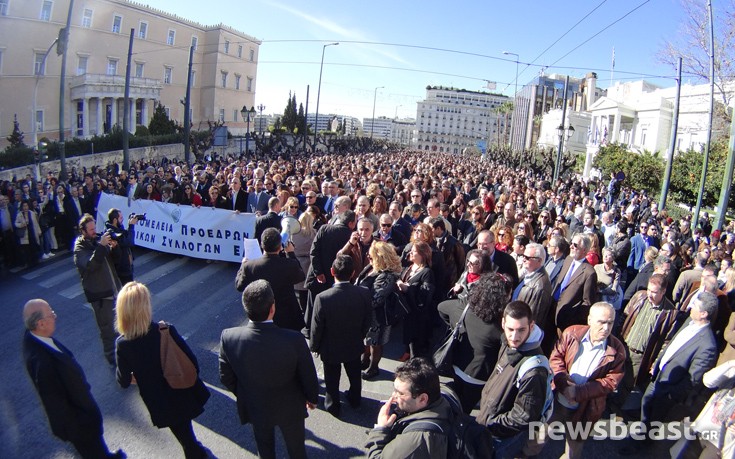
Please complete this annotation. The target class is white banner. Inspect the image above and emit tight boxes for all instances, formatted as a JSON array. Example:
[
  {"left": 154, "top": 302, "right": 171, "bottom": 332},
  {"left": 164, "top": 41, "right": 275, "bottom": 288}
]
[{"left": 96, "top": 194, "right": 256, "bottom": 263}]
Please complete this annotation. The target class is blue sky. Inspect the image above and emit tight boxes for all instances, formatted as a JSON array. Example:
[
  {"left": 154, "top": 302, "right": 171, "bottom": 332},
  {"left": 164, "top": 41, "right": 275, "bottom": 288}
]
[{"left": 144, "top": 0, "right": 693, "bottom": 120}]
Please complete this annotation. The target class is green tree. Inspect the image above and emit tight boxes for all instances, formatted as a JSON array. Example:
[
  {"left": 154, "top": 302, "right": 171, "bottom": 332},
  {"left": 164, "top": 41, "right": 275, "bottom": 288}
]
[
  {"left": 148, "top": 103, "right": 177, "bottom": 135},
  {"left": 593, "top": 143, "right": 664, "bottom": 196},
  {"left": 670, "top": 140, "right": 733, "bottom": 210},
  {"left": 6, "top": 114, "right": 26, "bottom": 148},
  {"left": 282, "top": 93, "right": 298, "bottom": 132},
  {"left": 296, "top": 103, "right": 306, "bottom": 134}
]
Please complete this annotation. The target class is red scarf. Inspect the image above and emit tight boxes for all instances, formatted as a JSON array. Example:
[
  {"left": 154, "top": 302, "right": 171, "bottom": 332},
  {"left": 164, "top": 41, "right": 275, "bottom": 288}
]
[{"left": 467, "top": 272, "right": 481, "bottom": 284}]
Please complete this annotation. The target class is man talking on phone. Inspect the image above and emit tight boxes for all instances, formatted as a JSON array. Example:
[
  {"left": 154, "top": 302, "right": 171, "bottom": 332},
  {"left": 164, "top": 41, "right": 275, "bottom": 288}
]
[{"left": 365, "top": 357, "right": 452, "bottom": 458}]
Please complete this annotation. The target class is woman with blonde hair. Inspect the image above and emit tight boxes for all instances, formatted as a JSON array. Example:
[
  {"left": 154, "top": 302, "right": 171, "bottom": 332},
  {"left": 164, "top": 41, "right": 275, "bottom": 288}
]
[
  {"left": 293, "top": 210, "right": 316, "bottom": 312},
  {"left": 115, "top": 282, "right": 210, "bottom": 459},
  {"left": 356, "top": 241, "right": 403, "bottom": 379}
]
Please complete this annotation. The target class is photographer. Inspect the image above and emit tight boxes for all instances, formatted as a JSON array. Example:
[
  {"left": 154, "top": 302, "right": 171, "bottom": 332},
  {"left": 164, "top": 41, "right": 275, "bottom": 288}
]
[
  {"left": 105, "top": 208, "right": 141, "bottom": 285},
  {"left": 73, "top": 214, "right": 122, "bottom": 366}
]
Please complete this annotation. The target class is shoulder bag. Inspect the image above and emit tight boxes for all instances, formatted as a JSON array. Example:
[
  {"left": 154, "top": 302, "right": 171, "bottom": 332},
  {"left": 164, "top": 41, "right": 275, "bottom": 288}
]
[
  {"left": 159, "top": 321, "right": 197, "bottom": 389},
  {"left": 433, "top": 303, "right": 470, "bottom": 377}
]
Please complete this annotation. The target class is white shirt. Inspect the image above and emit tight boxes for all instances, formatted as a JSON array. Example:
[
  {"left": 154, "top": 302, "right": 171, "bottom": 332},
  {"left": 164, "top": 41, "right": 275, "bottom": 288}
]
[
  {"left": 658, "top": 320, "right": 708, "bottom": 371},
  {"left": 559, "top": 331, "right": 607, "bottom": 409},
  {"left": 31, "top": 332, "right": 62, "bottom": 353}
]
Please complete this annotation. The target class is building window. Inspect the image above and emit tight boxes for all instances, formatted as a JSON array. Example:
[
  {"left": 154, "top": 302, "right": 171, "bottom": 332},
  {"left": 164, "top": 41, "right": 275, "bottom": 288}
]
[
  {"left": 107, "top": 59, "right": 118, "bottom": 75},
  {"left": 34, "top": 52, "right": 46, "bottom": 75},
  {"left": 40, "top": 1, "right": 52, "bottom": 21},
  {"left": 249, "top": 49, "right": 254, "bottom": 62},
  {"left": 163, "top": 66, "right": 172, "bottom": 84},
  {"left": 0, "top": 0, "right": 8, "bottom": 16},
  {"left": 135, "top": 62, "right": 144, "bottom": 78},
  {"left": 138, "top": 21, "right": 147, "bottom": 39},
  {"left": 167, "top": 29, "right": 175, "bottom": 46},
  {"left": 235, "top": 75, "right": 240, "bottom": 90},
  {"left": 247, "top": 77, "right": 253, "bottom": 92},
  {"left": 233, "top": 109, "right": 238, "bottom": 122},
  {"left": 36, "top": 110, "right": 44, "bottom": 132},
  {"left": 81, "top": 8, "right": 92, "bottom": 27},
  {"left": 77, "top": 56, "right": 87, "bottom": 75},
  {"left": 219, "top": 109, "right": 225, "bottom": 122},
  {"left": 221, "top": 71, "right": 227, "bottom": 88},
  {"left": 191, "top": 36, "right": 198, "bottom": 50},
  {"left": 224, "top": 40, "right": 230, "bottom": 54},
  {"left": 112, "top": 15, "right": 122, "bottom": 33},
  {"left": 237, "top": 45, "right": 243, "bottom": 58}
]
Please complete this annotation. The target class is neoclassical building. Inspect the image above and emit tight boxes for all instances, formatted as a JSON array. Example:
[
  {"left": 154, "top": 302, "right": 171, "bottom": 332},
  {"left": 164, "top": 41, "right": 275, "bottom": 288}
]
[
  {"left": 416, "top": 86, "right": 510, "bottom": 154},
  {"left": 0, "top": 0, "right": 260, "bottom": 148}
]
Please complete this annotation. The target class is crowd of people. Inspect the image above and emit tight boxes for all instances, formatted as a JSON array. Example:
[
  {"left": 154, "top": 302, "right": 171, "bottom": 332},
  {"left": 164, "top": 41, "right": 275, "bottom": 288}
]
[{"left": 14, "top": 147, "right": 735, "bottom": 458}]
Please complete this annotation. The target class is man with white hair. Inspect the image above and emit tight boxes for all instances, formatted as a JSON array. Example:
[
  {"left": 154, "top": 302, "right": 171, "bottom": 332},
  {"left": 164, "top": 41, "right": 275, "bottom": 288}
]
[{"left": 512, "top": 243, "right": 553, "bottom": 331}]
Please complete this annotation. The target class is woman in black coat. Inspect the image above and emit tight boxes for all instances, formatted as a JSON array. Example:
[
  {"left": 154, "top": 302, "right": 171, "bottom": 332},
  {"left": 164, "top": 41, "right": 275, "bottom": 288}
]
[
  {"left": 115, "top": 282, "right": 210, "bottom": 459},
  {"left": 397, "top": 240, "right": 436, "bottom": 359},
  {"left": 438, "top": 272, "right": 511, "bottom": 413}
]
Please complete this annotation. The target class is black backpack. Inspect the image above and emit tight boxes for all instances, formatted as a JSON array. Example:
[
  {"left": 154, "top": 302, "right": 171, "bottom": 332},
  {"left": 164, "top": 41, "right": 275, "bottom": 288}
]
[{"left": 400, "top": 385, "right": 493, "bottom": 459}]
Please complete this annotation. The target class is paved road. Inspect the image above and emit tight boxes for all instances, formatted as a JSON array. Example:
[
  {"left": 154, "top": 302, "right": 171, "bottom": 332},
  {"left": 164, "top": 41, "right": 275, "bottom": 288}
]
[{"left": 0, "top": 248, "right": 680, "bottom": 458}]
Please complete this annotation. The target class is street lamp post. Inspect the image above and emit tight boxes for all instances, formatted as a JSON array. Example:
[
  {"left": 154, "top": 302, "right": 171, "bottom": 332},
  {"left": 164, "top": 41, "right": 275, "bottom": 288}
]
[
  {"left": 555, "top": 123, "right": 575, "bottom": 181},
  {"left": 395, "top": 104, "right": 402, "bottom": 119},
  {"left": 257, "top": 104, "right": 265, "bottom": 133},
  {"left": 32, "top": 38, "right": 59, "bottom": 149},
  {"left": 314, "top": 42, "right": 339, "bottom": 151},
  {"left": 503, "top": 51, "right": 519, "bottom": 150},
  {"left": 241, "top": 106, "right": 255, "bottom": 155},
  {"left": 371, "top": 86, "right": 384, "bottom": 139}
]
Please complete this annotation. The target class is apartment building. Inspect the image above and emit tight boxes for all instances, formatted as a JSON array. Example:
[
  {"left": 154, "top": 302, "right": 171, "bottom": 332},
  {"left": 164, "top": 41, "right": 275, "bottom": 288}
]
[
  {"left": 416, "top": 86, "right": 509, "bottom": 154},
  {"left": 0, "top": 0, "right": 259, "bottom": 148}
]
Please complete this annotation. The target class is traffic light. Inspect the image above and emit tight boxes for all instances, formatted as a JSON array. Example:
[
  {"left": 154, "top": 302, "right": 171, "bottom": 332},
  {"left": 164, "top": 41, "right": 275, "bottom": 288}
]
[{"left": 56, "top": 28, "right": 68, "bottom": 56}]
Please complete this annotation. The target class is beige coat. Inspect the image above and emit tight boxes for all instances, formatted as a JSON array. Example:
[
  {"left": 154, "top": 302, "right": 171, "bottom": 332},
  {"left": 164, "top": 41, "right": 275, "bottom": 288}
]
[{"left": 15, "top": 210, "right": 41, "bottom": 246}]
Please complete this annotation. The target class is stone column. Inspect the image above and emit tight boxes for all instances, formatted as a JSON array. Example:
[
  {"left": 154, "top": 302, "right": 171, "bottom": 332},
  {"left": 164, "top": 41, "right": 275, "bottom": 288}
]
[
  {"left": 82, "top": 98, "right": 89, "bottom": 137},
  {"left": 141, "top": 99, "right": 148, "bottom": 127},
  {"left": 96, "top": 98, "right": 103, "bottom": 135},
  {"left": 612, "top": 113, "right": 621, "bottom": 143},
  {"left": 128, "top": 98, "right": 135, "bottom": 132}
]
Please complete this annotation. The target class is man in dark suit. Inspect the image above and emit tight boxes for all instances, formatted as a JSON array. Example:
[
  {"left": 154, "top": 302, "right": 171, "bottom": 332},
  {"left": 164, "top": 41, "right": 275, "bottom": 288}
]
[
  {"left": 303, "top": 210, "right": 356, "bottom": 338},
  {"left": 247, "top": 179, "right": 270, "bottom": 215},
  {"left": 544, "top": 235, "right": 569, "bottom": 287},
  {"left": 552, "top": 233, "right": 598, "bottom": 333},
  {"left": 388, "top": 202, "right": 412, "bottom": 242},
  {"left": 374, "top": 213, "right": 408, "bottom": 253},
  {"left": 62, "top": 186, "right": 84, "bottom": 250},
  {"left": 227, "top": 178, "right": 249, "bottom": 213},
  {"left": 476, "top": 230, "right": 519, "bottom": 286},
  {"left": 219, "top": 280, "right": 319, "bottom": 459},
  {"left": 254, "top": 197, "right": 282, "bottom": 243},
  {"left": 621, "top": 292, "right": 718, "bottom": 452},
  {"left": 310, "top": 255, "right": 372, "bottom": 417},
  {"left": 23, "top": 299, "right": 124, "bottom": 458},
  {"left": 236, "top": 228, "right": 306, "bottom": 331}
]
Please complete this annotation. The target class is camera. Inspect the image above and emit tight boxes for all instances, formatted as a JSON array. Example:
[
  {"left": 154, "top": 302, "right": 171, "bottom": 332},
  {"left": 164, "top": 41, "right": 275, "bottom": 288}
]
[
  {"left": 130, "top": 213, "right": 146, "bottom": 222},
  {"left": 98, "top": 230, "right": 123, "bottom": 241}
]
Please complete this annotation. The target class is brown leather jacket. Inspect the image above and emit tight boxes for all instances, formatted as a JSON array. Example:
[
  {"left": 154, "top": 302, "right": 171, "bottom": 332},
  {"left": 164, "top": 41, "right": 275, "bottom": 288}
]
[{"left": 549, "top": 325, "right": 626, "bottom": 423}]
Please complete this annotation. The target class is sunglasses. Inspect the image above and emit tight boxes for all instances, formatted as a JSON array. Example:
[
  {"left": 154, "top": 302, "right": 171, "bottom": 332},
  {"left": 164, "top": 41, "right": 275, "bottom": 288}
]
[
  {"left": 521, "top": 254, "right": 540, "bottom": 261},
  {"left": 289, "top": 206, "right": 298, "bottom": 209},
  {"left": 380, "top": 223, "right": 391, "bottom": 227}
]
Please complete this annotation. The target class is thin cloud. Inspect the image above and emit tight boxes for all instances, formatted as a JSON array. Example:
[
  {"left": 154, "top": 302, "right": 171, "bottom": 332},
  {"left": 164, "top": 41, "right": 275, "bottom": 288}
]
[{"left": 264, "top": 1, "right": 411, "bottom": 66}]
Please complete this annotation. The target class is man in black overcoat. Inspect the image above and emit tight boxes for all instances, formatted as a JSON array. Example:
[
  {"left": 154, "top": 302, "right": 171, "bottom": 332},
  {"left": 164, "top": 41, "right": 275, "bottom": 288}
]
[
  {"left": 219, "top": 280, "right": 319, "bottom": 459},
  {"left": 23, "top": 299, "right": 124, "bottom": 459}
]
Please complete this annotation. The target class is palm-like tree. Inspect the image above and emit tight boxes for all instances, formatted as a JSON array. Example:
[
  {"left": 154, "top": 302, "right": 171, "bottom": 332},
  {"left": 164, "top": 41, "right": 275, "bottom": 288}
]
[{"left": 494, "top": 101, "right": 514, "bottom": 147}]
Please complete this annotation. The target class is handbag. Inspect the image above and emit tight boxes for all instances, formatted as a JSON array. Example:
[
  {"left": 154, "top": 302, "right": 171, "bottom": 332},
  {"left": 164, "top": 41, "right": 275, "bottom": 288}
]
[
  {"left": 433, "top": 303, "right": 470, "bottom": 377},
  {"left": 159, "top": 321, "right": 197, "bottom": 389}
]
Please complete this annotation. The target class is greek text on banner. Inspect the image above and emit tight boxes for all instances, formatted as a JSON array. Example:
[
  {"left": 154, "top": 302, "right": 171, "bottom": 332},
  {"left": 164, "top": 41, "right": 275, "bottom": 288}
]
[{"left": 96, "top": 194, "right": 255, "bottom": 263}]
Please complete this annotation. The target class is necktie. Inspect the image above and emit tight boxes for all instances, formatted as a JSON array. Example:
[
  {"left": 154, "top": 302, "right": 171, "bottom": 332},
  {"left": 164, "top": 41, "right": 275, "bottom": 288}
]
[{"left": 555, "top": 262, "right": 576, "bottom": 300}]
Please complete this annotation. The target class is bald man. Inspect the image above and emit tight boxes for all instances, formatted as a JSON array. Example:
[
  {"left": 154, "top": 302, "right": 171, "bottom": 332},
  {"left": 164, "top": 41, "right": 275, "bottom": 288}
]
[{"left": 23, "top": 299, "right": 124, "bottom": 458}]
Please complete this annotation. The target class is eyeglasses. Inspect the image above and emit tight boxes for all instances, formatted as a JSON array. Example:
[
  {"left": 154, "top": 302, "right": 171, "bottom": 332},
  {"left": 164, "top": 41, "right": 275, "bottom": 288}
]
[
  {"left": 289, "top": 206, "right": 298, "bottom": 209},
  {"left": 467, "top": 259, "right": 481, "bottom": 266},
  {"left": 541, "top": 215, "right": 549, "bottom": 219},
  {"left": 380, "top": 223, "right": 392, "bottom": 227},
  {"left": 521, "top": 254, "right": 540, "bottom": 261},
  {"left": 42, "top": 310, "right": 57, "bottom": 320}
]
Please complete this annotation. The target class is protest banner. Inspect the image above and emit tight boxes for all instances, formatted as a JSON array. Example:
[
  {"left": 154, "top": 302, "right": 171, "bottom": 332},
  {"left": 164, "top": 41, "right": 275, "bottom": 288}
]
[{"left": 97, "top": 194, "right": 256, "bottom": 263}]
